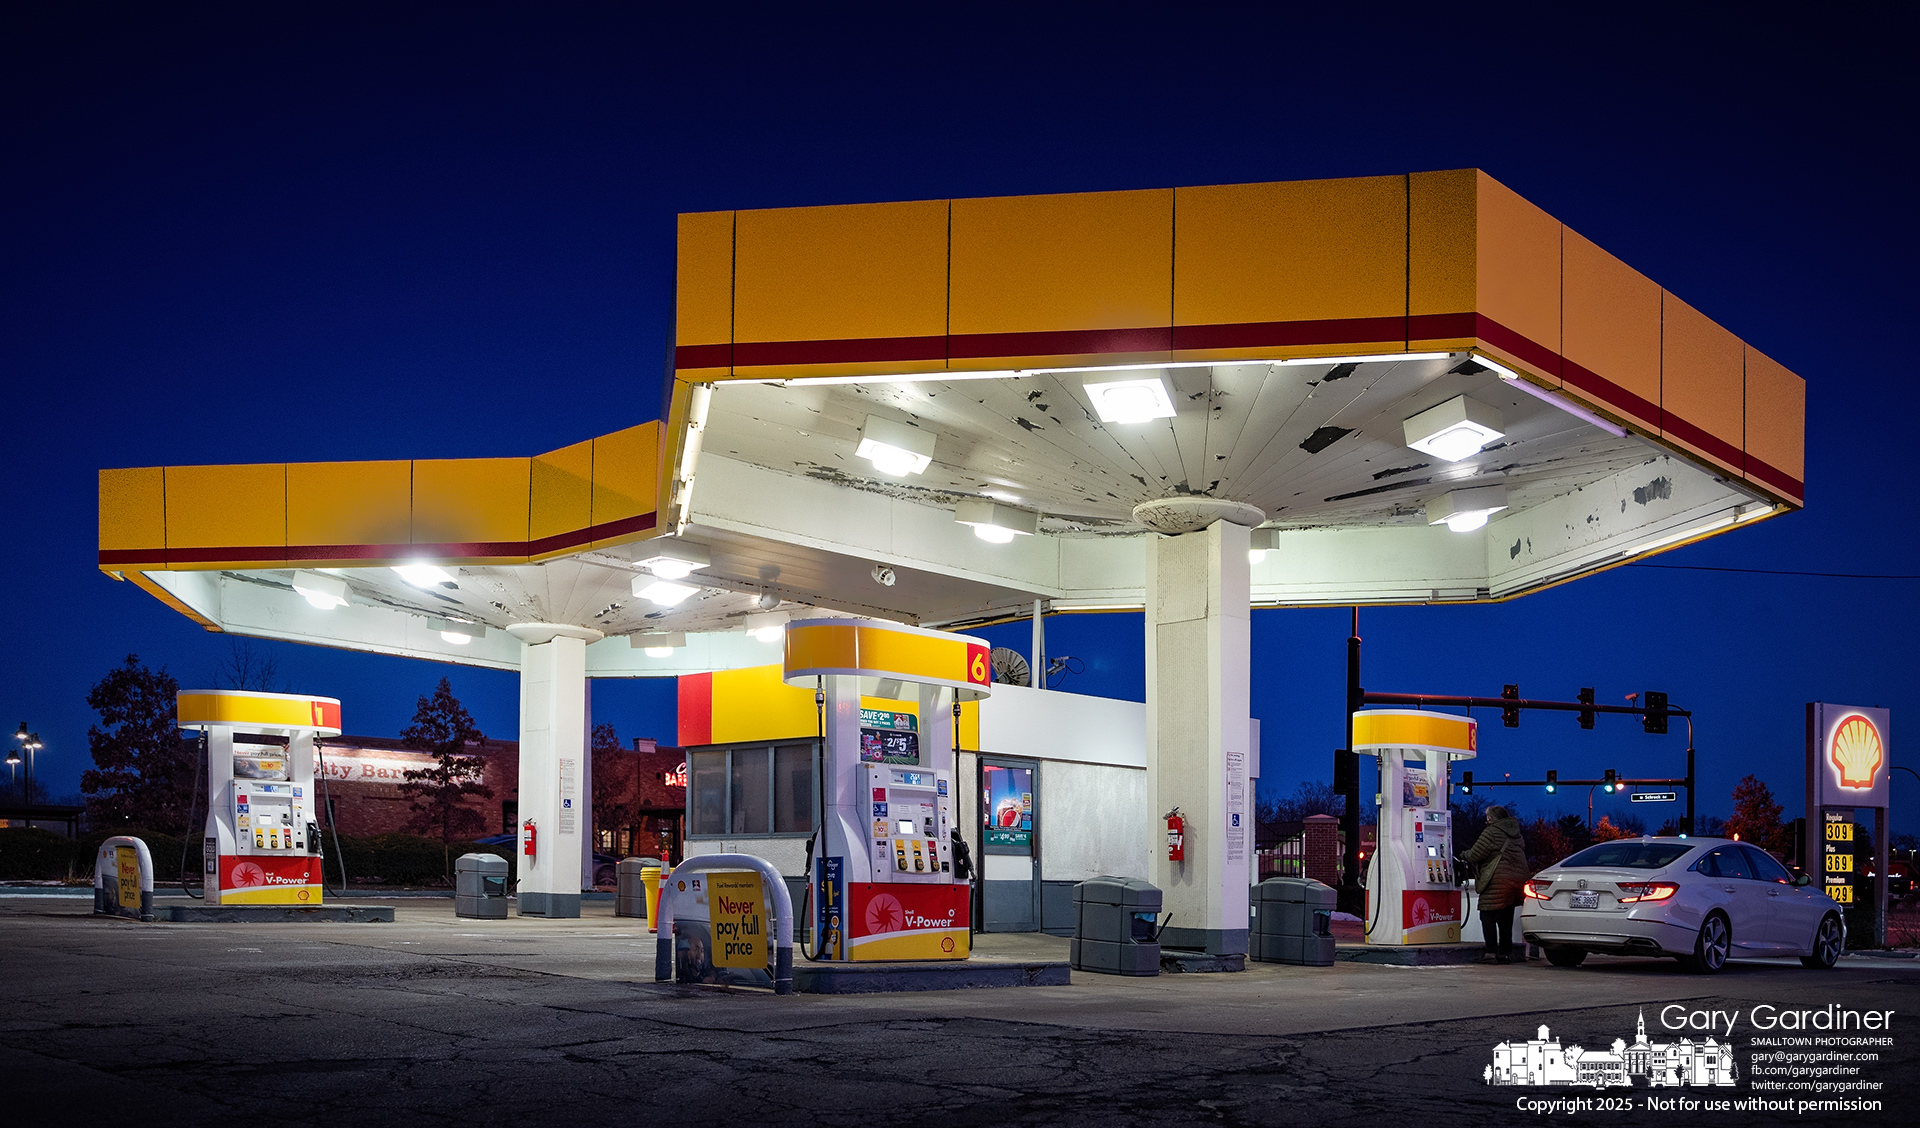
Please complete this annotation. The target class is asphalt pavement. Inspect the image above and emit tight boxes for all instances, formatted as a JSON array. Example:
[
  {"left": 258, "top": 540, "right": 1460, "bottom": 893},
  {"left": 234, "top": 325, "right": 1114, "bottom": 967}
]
[{"left": 2, "top": 893, "right": 1914, "bottom": 1126}]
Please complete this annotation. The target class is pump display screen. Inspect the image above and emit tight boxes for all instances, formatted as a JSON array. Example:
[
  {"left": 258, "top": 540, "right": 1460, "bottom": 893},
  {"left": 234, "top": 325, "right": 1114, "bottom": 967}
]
[{"left": 860, "top": 728, "right": 919, "bottom": 765}]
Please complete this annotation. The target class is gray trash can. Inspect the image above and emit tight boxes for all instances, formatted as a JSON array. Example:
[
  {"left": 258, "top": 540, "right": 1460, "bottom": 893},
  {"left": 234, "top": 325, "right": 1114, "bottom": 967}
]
[
  {"left": 615, "top": 857, "right": 662, "bottom": 919},
  {"left": 1251, "top": 876, "right": 1337, "bottom": 965},
  {"left": 1070, "top": 876, "right": 1162, "bottom": 976},
  {"left": 455, "top": 853, "right": 509, "bottom": 919}
]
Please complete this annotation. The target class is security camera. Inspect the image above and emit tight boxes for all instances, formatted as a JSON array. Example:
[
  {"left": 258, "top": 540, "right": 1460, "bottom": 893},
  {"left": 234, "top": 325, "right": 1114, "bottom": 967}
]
[
  {"left": 871, "top": 565, "right": 896, "bottom": 587},
  {"left": 754, "top": 590, "right": 780, "bottom": 610}
]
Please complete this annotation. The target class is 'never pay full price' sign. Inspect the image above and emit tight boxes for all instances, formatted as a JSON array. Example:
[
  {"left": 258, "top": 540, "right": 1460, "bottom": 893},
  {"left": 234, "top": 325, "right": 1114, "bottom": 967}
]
[{"left": 710, "top": 871, "right": 766, "bottom": 969}]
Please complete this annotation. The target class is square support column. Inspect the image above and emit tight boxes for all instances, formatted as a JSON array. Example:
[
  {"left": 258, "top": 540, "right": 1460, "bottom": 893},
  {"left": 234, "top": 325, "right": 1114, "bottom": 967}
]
[
  {"left": 509, "top": 623, "right": 598, "bottom": 918},
  {"left": 1146, "top": 520, "right": 1252, "bottom": 955}
]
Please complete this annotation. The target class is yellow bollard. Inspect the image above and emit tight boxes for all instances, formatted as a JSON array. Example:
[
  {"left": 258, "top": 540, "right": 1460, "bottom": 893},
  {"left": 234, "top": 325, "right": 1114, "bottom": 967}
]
[{"left": 640, "top": 864, "right": 664, "bottom": 933}]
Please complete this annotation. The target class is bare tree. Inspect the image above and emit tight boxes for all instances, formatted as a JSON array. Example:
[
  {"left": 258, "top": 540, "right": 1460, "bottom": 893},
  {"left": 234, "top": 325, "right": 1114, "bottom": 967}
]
[{"left": 216, "top": 638, "right": 286, "bottom": 692}]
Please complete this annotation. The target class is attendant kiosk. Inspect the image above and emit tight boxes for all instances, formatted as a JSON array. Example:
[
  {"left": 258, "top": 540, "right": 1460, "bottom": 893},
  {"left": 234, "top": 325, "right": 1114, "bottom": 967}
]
[
  {"left": 1354, "top": 709, "right": 1477, "bottom": 945},
  {"left": 178, "top": 690, "right": 342, "bottom": 906},
  {"left": 787, "top": 617, "right": 992, "bottom": 961}
]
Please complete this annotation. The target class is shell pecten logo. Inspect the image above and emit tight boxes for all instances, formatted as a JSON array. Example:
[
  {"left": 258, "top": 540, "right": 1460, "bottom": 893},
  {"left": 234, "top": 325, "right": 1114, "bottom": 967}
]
[{"left": 1829, "top": 714, "right": 1885, "bottom": 790}]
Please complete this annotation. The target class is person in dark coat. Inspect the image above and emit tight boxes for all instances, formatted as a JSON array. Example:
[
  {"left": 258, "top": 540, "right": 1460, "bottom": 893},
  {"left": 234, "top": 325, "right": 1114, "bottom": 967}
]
[{"left": 1460, "top": 805, "right": 1529, "bottom": 963}]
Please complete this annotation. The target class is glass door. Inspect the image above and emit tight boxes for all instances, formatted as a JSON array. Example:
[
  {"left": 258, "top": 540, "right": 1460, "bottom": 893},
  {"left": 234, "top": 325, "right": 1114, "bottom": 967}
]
[{"left": 980, "top": 758, "right": 1039, "bottom": 931}]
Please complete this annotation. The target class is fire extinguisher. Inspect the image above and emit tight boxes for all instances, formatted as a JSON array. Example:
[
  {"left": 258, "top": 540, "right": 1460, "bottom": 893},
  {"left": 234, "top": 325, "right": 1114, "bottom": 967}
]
[
  {"left": 1165, "top": 808, "right": 1185, "bottom": 862},
  {"left": 522, "top": 818, "right": 537, "bottom": 859}
]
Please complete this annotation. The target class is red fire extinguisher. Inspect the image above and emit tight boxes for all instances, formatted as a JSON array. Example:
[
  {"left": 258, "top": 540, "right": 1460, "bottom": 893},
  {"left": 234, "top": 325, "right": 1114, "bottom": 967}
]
[
  {"left": 1165, "top": 808, "right": 1185, "bottom": 862},
  {"left": 522, "top": 818, "right": 537, "bottom": 859}
]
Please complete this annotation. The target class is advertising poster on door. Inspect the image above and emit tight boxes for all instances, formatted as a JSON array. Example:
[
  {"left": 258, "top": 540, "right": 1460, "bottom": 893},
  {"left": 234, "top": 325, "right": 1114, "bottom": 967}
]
[{"left": 984, "top": 764, "right": 1032, "bottom": 849}]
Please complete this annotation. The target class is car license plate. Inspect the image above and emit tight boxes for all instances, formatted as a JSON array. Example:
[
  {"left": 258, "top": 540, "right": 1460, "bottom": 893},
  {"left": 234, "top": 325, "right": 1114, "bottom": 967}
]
[{"left": 1569, "top": 890, "right": 1600, "bottom": 910}]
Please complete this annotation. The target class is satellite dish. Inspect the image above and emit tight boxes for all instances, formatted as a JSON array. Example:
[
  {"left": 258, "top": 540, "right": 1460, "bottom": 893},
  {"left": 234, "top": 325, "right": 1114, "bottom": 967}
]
[{"left": 989, "top": 648, "right": 1031, "bottom": 687}]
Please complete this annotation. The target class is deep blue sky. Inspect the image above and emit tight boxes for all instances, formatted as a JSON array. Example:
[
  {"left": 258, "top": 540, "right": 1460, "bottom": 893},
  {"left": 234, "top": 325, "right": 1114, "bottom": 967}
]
[{"left": 3, "top": 7, "right": 1912, "bottom": 830}]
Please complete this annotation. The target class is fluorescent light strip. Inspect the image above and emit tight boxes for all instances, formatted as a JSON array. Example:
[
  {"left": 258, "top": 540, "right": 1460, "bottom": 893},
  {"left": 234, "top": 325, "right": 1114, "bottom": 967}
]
[
  {"left": 746, "top": 353, "right": 1454, "bottom": 387},
  {"left": 1269, "top": 352, "right": 1451, "bottom": 367},
  {"left": 1491, "top": 364, "right": 1630, "bottom": 438},
  {"left": 767, "top": 370, "right": 1021, "bottom": 387},
  {"left": 1620, "top": 512, "right": 1739, "bottom": 557}
]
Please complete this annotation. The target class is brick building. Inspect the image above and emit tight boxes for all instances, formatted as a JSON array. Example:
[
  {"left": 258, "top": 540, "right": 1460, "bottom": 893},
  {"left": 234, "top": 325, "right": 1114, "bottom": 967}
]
[{"left": 315, "top": 735, "right": 686, "bottom": 863}]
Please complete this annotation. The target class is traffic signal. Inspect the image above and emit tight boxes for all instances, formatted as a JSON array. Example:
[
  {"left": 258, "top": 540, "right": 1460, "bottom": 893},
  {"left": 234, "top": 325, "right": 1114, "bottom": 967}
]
[
  {"left": 1643, "top": 690, "right": 1669, "bottom": 734},
  {"left": 1603, "top": 768, "right": 1618, "bottom": 793},
  {"left": 1460, "top": 770, "right": 1474, "bottom": 794},
  {"left": 1502, "top": 683, "right": 1521, "bottom": 727},
  {"left": 1333, "top": 749, "right": 1357, "bottom": 797},
  {"left": 1546, "top": 769, "right": 1558, "bottom": 794},
  {"left": 1578, "top": 687, "right": 1596, "bottom": 730}
]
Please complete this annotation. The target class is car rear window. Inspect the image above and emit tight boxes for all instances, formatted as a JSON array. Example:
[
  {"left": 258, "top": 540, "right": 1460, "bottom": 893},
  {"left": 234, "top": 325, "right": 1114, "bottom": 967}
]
[{"left": 1559, "top": 841, "right": 1695, "bottom": 869}]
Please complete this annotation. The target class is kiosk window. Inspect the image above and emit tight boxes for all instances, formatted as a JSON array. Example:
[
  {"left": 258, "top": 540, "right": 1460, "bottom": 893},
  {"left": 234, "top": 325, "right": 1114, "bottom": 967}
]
[
  {"left": 690, "top": 752, "right": 727, "bottom": 836},
  {"left": 687, "top": 742, "right": 818, "bottom": 838},
  {"left": 773, "top": 743, "right": 813, "bottom": 833},
  {"left": 730, "top": 749, "right": 771, "bottom": 834}
]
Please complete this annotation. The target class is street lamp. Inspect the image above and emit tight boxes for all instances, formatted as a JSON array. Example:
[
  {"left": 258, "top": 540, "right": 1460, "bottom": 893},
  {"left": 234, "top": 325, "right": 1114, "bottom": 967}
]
[{"left": 10, "top": 725, "right": 40, "bottom": 829}]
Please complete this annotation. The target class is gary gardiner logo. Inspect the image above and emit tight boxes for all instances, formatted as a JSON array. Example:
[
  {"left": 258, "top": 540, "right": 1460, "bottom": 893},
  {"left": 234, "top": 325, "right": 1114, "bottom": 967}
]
[{"left": 1487, "top": 1011, "right": 1736, "bottom": 1088}]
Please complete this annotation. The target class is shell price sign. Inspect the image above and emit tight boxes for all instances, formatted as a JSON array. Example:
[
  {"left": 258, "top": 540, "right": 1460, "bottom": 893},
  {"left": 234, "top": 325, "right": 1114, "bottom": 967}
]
[{"left": 709, "top": 870, "right": 766, "bottom": 969}]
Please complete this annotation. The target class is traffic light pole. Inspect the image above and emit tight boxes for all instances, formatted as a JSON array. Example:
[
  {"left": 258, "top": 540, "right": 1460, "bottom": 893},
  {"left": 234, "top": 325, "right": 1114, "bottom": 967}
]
[
  {"left": 1360, "top": 690, "right": 1696, "bottom": 834},
  {"left": 1338, "top": 607, "right": 1364, "bottom": 916}
]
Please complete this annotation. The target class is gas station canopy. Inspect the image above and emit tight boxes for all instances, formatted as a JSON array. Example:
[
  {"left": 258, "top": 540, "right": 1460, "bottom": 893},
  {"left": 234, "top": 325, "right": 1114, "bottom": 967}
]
[{"left": 99, "top": 170, "right": 1804, "bottom": 674}]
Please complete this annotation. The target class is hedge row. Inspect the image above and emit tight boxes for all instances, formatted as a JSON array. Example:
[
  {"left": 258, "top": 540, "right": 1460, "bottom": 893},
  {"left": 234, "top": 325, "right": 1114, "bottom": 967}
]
[{"left": 0, "top": 826, "right": 511, "bottom": 887}]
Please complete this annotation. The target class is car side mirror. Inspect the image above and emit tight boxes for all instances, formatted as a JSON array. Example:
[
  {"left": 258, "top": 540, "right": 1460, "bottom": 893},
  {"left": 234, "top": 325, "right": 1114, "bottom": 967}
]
[{"left": 1793, "top": 874, "right": 1813, "bottom": 887}]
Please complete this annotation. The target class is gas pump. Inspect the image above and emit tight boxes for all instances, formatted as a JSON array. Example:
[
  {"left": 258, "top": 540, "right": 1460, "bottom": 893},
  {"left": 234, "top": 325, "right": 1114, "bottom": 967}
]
[
  {"left": 177, "top": 690, "right": 342, "bottom": 906},
  {"left": 1353, "top": 709, "right": 1477, "bottom": 945},
  {"left": 785, "top": 617, "right": 990, "bottom": 962}
]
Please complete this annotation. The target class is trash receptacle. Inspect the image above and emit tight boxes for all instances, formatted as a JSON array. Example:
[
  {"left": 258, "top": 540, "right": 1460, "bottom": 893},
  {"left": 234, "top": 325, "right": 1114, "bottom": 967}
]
[
  {"left": 1071, "top": 876, "right": 1161, "bottom": 976},
  {"left": 615, "top": 857, "right": 662, "bottom": 919},
  {"left": 1251, "top": 876, "right": 1336, "bottom": 965},
  {"left": 456, "top": 853, "right": 509, "bottom": 919}
]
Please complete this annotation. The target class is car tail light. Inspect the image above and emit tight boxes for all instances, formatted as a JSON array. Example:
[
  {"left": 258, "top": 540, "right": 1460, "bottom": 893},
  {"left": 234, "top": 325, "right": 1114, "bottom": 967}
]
[
  {"left": 1617, "top": 881, "right": 1678, "bottom": 904},
  {"left": 1524, "top": 879, "right": 1553, "bottom": 901}
]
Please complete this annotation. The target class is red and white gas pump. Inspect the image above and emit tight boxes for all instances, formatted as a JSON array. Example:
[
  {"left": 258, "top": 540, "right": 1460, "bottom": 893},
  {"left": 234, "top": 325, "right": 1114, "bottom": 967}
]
[{"left": 177, "top": 690, "right": 342, "bottom": 906}]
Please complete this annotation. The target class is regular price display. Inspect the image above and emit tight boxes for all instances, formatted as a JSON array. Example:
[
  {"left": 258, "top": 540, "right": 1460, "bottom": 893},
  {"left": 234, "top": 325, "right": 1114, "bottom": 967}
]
[{"left": 1827, "top": 821, "right": 1855, "bottom": 843}]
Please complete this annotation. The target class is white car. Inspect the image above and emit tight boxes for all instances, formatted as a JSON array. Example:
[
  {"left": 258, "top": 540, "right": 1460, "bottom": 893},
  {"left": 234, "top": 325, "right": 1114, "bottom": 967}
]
[{"left": 1519, "top": 837, "right": 1844, "bottom": 973}]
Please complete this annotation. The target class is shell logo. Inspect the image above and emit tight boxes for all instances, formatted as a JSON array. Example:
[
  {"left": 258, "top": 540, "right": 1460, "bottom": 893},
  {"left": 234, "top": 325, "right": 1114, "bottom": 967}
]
[{"left": 1829, "top": 714, "right": 1885, "bottom": 790}]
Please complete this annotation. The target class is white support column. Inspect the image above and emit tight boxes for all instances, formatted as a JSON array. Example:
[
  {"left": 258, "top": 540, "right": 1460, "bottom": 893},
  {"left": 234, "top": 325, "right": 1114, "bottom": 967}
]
[
  {"left": 507, "top": 623, "right": 602, "bottom": 918},
  {"left": 1145, "top": 520, "right": 1252, "bottom": 955}
]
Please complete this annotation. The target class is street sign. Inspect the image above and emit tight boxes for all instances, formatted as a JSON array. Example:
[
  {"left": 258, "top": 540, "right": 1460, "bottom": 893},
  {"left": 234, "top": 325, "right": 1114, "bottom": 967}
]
[{"left": 1629, "top": 791, "right": 1677, "bottom": 803}]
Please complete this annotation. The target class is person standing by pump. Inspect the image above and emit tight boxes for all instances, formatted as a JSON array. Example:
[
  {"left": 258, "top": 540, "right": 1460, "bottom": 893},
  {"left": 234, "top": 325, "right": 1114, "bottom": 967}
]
[{"left": 1460, "top": 805, "right": 1528, "bottom": 964}]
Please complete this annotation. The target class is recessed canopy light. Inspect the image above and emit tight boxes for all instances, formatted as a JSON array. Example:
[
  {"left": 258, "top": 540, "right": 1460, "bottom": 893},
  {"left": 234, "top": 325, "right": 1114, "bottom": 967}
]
[
  {"left": 291, "top": 570, "right": 349, "bottom": 610},
  {"left": 429, "top": 617, "right": 484, "bottom": 645},
  {"left": 393, "top": 563, "right": 455, "bottom": 588},
  {"left": 633, "top": 631, "right": 686, "bottom": 657},
  {"left": 1403, "top": 396, "right": 1505, "bottom": 462},
  {"left": 1248, "top": 528, "right": 1279, "bottom": 563},
  {"left": 954, "top": 498, "right": 1039, "bottom": 544},
  {"left": 745, "top": 610, "right": 790, "bottom": 643},
  {"left": 856, "top": 415, "right": 936, "bottom": 477},
  {"left": 1084, "top": 377, "right": 1176, "bottom": 424},
  {"left": 632, "top": 540, "right": 711, "bottom": 580},
  {"left": 633, "top": 576, "right": 699, "bottom": 607},
  {"left": 1425, "top": 486, "right": 1510, "bottom": 533}
]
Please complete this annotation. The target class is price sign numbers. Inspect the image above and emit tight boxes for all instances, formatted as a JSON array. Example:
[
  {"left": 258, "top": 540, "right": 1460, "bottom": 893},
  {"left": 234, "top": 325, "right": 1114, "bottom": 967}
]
[
  {"left": 1826, "top": 821, "right": 1855, "bottom": 843},
  {"left": 1825, "top": 853, "right": 1854, "bottom": 874}
]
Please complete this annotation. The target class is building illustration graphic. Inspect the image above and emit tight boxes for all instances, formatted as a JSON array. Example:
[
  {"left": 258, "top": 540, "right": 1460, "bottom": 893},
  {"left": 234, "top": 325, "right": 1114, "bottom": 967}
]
[{"left": 1487, "top": 1011, "right": 1737, "bottom": 1088}]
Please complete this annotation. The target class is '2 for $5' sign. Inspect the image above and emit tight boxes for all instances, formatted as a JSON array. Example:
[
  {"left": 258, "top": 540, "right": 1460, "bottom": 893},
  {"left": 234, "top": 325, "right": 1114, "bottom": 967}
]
[{"left": 709, "top": 871, "right": 766, "bottom": 968}]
